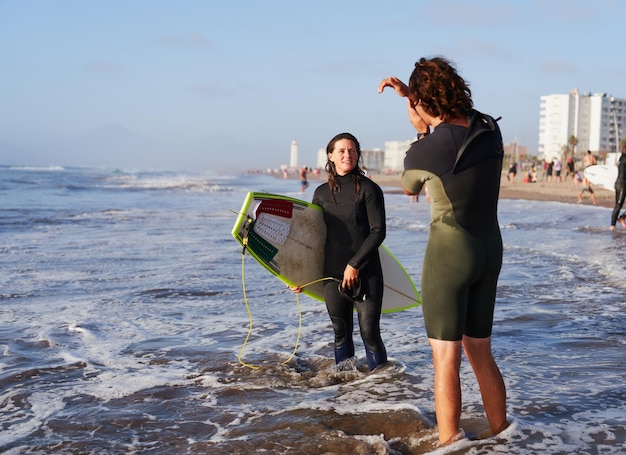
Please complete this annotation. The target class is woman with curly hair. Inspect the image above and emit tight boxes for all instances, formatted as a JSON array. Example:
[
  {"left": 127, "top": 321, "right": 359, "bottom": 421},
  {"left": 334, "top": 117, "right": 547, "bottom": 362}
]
[{"left": 378, "top": 57, "right": 508, "bottom": 446}]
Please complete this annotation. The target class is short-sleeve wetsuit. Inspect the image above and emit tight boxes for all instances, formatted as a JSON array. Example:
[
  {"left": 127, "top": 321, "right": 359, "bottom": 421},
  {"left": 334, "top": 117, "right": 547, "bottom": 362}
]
[
  {"left": 402, "top": 110, "right": 504, "bottom": 341},
  {"left": 313, "top": 172, "right": 388, "bottom": 370}
]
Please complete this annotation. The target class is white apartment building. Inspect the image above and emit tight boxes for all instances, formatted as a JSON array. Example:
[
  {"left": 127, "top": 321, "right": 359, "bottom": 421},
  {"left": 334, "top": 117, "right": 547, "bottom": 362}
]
[
  {"left": 384, "top": 139, "right": 414, "bottom": 172},
  {"left": 539, "top": 88, "right": 625, "bottom": 162}
]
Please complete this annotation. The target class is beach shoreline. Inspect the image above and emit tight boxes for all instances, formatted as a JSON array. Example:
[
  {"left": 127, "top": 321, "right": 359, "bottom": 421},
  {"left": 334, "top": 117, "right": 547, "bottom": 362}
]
[{"left": 289, "top": 171, "right": 614, "bottom": 208}]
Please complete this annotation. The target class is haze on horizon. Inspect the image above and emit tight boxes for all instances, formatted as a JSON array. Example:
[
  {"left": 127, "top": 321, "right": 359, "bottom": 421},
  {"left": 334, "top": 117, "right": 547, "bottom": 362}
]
[{"left": 1, "top": 0, "right": 625, "bottom": 172}]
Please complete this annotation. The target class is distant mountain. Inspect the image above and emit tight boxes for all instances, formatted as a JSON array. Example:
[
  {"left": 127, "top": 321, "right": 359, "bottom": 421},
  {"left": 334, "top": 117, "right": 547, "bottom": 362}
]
[
  {"left": 181, "top": 134, "right": 292, "bottom": 172},
  {"left": 40, "top": 123, "right": 169, "bottom": 169},
  {"left": 180, "top": 133, "right": 250, "bottom": 167}
]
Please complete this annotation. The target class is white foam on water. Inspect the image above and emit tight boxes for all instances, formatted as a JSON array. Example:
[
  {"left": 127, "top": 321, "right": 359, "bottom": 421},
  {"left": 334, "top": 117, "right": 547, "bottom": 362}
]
[
  {"left": 0, "top": 392, "right": 66, "bottom": 447},
  {"left": 7, "top": 165, "right": 66, "bottom": 172},
  {"left": 2, "top": 170, "right": 625, "bottom": 453}
]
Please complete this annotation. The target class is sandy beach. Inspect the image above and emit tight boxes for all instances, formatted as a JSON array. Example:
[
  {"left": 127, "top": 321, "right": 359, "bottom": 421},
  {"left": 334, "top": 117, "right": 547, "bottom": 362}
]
[{"left": 297, "top": 171, "right": 615, "bottom": 208}]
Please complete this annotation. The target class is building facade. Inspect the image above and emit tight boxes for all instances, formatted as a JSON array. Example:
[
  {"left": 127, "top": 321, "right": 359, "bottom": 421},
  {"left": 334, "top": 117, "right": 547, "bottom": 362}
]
[
  {"left": 539, "top": 89, "right": 625, "bottom": 162},
  {"left": 384, "top": 139, "right": 413, "bottom": 172}
]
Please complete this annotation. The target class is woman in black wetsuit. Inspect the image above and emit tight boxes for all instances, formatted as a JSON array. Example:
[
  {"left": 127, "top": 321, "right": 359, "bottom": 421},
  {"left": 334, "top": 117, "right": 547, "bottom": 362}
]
[
  {"left": 378, "top": 57, "right": 508, "bottom": 446},
  {"left": 610, "top": 147, "right": 626, "bottom": 230},
  {"left": 295, "top": 132, "right": 388, "bottom": 371}
]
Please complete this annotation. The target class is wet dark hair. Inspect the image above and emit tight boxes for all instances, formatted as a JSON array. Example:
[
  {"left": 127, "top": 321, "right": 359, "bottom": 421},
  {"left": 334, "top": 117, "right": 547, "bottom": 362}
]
[
  {"left": 408, "top": 56, "right": 473, "bottom": 121},
  {"left": 324, "top": 132, "right": 364, "bottom": 200}
]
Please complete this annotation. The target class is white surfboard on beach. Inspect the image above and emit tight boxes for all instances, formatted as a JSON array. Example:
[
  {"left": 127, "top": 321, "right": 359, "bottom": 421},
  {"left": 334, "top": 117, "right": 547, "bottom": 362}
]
[
  {"left": 232, "top": 192, "right": 420, "bottom": 313},
  {"left": 584, "top": 165, "right": 617, "bottom": 191}
]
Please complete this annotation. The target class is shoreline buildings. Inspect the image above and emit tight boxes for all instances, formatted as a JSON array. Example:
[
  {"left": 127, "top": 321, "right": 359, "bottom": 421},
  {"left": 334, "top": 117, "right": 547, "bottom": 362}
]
[
  {"left": 305, "top": 89, "right": 624, "bottom": 173},
  {"left": 539, "top": 89, "right": 625, "bottom": 162},
  {"left": 316, "top": 138, "right": 527, "bottom": 173}
]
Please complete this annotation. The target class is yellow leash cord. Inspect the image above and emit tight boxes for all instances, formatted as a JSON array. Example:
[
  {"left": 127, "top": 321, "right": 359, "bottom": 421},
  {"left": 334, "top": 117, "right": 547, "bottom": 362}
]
[
  {"left": 237, "top": 247, "right": 335, "bottom": 370},
  {"left": 237, "top": 239, "right": 261, "bottom": 369}
]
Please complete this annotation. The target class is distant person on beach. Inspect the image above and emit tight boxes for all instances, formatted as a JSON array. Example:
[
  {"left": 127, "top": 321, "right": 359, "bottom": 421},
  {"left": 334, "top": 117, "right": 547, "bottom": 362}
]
[
  {"left": 579, "top": 151, "right": 598, "bottom": 204},
  {"left": 546, "top": 159, "right": 554, "bottom": 182},
  {"left": 573, "top": 170, "right": 583, "bottom": 188},
  {"left": 553, "top": 158, "right": 562, "bottom": 182},
  {"left": 507, "top": 162, "right": 517, "bottom": 182},
  {"left": 610, "top": 147, "right": 626, "bottom": 230},
  {"left": 584, "top": 150, "right": 597, "bottom": 168},
  {"left": 410, "top": 186, "right": 430, "bottom": 203},
  {"left": 523, "top": 165, "right": 537, "bottom": 183},
  {"left": 578, "top": 183, "right": 597, "bottom": 204},
  {"left": 291, "top": 132, "right": 388, "bottom": 371},
  {"left": 299, "top": 166, "right": 310, "bottom": 192},
  {"left": 566, "top": 157, "right": 575, "bottom": 180},
  {"left": 378, "top": 56, "right": 508, "bottom": 447}
]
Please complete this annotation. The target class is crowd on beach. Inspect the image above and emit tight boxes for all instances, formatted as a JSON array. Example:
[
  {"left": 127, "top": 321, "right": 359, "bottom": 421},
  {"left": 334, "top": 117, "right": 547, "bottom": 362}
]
[
  {"left": 506, "top": 153, "right": 598, "bottom": 205},
  {"left": 504, "top": 150, "right": 626, "bottom": 228},
  {"left": 507, "top": 154, "right": 587, "bottom": 189}
]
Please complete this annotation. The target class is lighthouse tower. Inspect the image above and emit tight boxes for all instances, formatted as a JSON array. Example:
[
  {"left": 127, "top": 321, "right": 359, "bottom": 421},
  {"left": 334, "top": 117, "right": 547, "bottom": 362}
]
[{"left": 290, "top": 140, "right": 298, "bottom": 168}]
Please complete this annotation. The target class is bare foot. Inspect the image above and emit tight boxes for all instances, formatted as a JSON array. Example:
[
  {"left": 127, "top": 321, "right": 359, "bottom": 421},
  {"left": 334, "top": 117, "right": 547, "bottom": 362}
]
[
  {"left": 474, "top": 420, "right": 511, "bottom": 440},
  {"left": 439, "top": 429, "right": 466, "bottom": 447}
]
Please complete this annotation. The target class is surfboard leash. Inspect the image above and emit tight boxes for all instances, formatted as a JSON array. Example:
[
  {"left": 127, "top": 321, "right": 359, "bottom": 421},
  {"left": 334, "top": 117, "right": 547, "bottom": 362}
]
[{"left": 238, "top": 230, "right": 304, "bottom": 370}]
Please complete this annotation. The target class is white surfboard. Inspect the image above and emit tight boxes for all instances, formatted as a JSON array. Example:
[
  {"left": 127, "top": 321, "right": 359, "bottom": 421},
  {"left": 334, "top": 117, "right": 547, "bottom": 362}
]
[
  {"left": 232, "top": 192, "right": 420, "bottom": 313},
  {"left": 584, "top": 165, "right": 618, "bottom": 191}
]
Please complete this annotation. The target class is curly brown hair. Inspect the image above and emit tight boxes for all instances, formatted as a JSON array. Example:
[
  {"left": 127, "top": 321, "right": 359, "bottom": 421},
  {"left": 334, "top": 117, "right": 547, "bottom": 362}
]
[{"left": 408, "top": 56, "right": 473, "bottom": 121}]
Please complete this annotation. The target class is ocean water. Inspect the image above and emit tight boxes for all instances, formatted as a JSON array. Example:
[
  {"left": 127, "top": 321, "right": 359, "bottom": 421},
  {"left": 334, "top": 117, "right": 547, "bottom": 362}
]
[{"left": 1, "top": 165, "right": 625, "bottom": 455}]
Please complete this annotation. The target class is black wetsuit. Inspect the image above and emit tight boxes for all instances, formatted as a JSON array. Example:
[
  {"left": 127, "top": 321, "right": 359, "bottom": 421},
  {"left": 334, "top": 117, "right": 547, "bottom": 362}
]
[
  {"left": 402, "top": 110, "right": 504, "bottom": 341},
  {"left": 313, "top": 172, "right": 388, "bottom": 370},
  {"left": 611, "top": 153, "right": 626, "bottom": 226}
]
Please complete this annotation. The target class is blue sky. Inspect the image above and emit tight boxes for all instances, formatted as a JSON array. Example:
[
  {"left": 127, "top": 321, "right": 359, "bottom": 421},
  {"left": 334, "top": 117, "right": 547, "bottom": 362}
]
[{"left": 1, "top": 0, "right": 625, "bottom": 172}]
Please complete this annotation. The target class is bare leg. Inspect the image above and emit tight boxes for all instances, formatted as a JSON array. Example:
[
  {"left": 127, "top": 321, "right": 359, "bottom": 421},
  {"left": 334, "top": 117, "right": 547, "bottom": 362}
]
[
  {"left": 462, "top": 335, "right": 507, "bottom": 435},
  {"left": 429, "top": 338, "right": 463, "bottom": 444}
]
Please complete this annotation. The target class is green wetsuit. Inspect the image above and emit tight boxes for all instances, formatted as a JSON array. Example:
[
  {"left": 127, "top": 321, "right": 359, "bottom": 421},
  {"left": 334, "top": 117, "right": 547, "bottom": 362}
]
[{"left": 402, "top": 110, "right": 504, "bottom": 341}]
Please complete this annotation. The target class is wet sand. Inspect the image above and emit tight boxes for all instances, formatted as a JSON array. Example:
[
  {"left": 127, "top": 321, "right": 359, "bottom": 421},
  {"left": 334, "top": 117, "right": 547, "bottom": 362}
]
[
  {"left": 372, "top": 172, "right": 614, "bottom": 208},
  {"left": 298, "top": 172, "right": 615, "bottom": 208}
]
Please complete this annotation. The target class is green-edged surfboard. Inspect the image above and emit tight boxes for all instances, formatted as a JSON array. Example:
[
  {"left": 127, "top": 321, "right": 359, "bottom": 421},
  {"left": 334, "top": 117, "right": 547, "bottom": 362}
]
[{"left": 232, "top": 192, "right": 420, "bottom": 313}]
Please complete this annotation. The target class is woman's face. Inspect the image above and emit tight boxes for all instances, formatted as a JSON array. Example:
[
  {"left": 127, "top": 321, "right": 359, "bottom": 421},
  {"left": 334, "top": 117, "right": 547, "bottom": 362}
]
[{"left": 328, "top": 138, "right": 358, "bottom": 176}]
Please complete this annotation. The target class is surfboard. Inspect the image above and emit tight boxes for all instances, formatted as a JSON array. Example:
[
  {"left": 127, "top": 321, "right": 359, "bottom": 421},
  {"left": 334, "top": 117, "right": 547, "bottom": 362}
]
[
  {"left": 584, "top": 165, "right": 617, "bottom": 191},
  {"left": 232, "top": 192, "right": 420, "bottom": 313}
]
